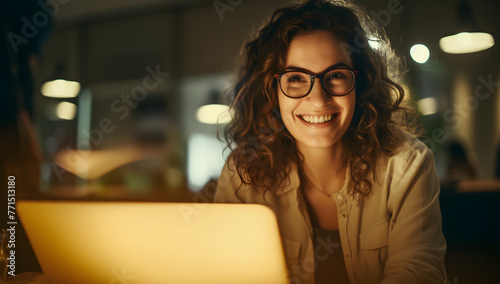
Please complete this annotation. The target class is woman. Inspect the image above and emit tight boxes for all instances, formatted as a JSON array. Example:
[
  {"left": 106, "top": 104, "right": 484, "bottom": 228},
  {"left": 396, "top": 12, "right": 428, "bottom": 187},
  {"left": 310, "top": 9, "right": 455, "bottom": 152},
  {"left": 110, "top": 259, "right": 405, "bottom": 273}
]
[{"left": 214, "top": 1, "right": 447, "bottom": 283}]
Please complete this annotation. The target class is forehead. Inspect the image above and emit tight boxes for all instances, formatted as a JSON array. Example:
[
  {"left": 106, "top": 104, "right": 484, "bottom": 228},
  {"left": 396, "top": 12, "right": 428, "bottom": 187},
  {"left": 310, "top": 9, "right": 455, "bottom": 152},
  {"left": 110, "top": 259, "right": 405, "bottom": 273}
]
[{"left": 285, "top": 31, "right": 351, "bottom": 72}]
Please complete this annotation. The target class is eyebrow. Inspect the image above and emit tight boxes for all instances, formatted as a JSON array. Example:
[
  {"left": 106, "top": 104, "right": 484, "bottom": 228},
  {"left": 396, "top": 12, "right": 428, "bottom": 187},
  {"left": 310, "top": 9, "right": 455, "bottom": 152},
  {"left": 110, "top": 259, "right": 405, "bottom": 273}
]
[{"left": 284, "top": 62, "right": 351, "bottom": 74}]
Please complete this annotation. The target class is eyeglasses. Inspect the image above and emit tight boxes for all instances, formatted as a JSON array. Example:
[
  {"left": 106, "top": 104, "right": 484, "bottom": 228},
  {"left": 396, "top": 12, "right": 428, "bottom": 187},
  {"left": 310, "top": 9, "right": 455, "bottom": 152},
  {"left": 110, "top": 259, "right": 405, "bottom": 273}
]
[{"left": 275, "top": 67, "right": 358, "bottom": 99}]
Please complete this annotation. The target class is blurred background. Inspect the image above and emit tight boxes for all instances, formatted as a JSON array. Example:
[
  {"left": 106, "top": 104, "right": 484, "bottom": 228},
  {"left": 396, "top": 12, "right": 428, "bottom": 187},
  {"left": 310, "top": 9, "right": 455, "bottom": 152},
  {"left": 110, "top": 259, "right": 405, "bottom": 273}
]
[{"left": 1, "top": 0, "right": 499, "bottom": 282}]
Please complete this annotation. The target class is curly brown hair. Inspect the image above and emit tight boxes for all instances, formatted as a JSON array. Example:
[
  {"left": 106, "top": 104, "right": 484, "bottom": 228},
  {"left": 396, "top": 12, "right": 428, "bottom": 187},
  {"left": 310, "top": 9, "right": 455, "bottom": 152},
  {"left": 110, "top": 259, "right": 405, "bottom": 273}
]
[{"left": 224, "top": 0, "right": 418, "bottom": 197}]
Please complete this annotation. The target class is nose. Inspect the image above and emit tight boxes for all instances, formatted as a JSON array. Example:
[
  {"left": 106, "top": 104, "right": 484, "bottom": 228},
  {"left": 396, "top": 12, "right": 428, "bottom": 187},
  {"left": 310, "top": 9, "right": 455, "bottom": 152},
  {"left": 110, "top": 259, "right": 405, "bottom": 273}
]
[{"left": 306, "top": 78, "right": 332, "bottom": 107}]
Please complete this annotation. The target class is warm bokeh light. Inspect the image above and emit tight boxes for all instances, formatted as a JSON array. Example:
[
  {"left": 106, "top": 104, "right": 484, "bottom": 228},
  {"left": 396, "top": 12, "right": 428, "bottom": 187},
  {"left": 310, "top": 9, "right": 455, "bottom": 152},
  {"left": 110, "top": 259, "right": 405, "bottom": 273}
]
[
  {"left": 410, "top": 44, "right": 430, "bottom": 64},
  {"left": 417, "top": 97, "right": 437, "bottom": 116},
  {"left": 54, "top": 146, "right": 147, "bottom": 180},
  {"left": 56, "top": 101, "right": 77, "bottom": 120},
  {"left": 41, "top": 79, "right": 81, "bottom": 98},
  {"left": 439, "top": 32, "right": 495, "bottom": 54},
  {"left": 196, "top": 104, "right": 231, "bottom": 124}
]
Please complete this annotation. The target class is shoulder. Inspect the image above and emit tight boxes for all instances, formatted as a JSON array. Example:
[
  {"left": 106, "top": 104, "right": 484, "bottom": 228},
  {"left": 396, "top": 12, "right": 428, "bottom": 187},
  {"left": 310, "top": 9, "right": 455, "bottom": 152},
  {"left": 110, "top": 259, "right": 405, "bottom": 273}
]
[
  {"left": 374, "top": 133, "right": 436, "bottom": 186},
  {"left": 214, "top": 157, "right": 244, "bottom": 201},
  {"left": 214, "top": 156, "right": 271, "bottom": 205},
  {"left": 387, "top": 133, "right": 434, "bottom": 168}
]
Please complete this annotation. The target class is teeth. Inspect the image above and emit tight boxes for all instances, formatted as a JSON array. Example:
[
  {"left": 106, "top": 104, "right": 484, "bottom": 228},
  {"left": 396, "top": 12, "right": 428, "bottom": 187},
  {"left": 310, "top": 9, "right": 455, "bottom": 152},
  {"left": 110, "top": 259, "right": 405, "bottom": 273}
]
[{"left": 300, "top": 114, "right": 336, "bottom": 123}]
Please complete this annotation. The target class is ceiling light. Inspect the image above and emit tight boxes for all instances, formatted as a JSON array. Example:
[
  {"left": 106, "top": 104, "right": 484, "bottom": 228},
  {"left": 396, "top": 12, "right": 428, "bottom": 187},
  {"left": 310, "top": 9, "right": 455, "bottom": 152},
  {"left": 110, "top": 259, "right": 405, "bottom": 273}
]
[
  {"left": 417, "top": 97, "right": 437, "bottom": 116},
  {"left": 196, "top": 104, "right": 231, "bottom": 124},
  {"left": 439, "top": 0, "right": 495, "bottom": 54},
  {"left": 196, "top": 89, "right": 231, "bottom": 125},
  {"left": 41, "top": 79, "right": 81, "bottom": 98},
  {"left": 439, "top": 32, "right": 494, "bottom": 54},
  {"left": 56, "top": 101, "right": 77, "bottom": 120},
  {"left": 410, "top": 44, "right": 430, "bottom": 64}
]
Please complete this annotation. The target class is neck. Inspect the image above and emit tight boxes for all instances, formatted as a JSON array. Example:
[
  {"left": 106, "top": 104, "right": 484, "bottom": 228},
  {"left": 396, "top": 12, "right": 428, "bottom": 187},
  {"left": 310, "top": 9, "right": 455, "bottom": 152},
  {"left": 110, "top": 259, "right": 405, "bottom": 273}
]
[{"left": 297, "top": 141, "right": 347, "bottom": 191}]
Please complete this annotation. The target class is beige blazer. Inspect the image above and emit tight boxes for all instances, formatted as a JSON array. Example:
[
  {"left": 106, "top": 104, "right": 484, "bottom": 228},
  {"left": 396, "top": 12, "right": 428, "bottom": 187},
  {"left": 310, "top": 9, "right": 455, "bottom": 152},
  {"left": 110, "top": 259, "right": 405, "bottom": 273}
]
[{"left": 214, "top": 135, "right": 447, "bottom": 284}]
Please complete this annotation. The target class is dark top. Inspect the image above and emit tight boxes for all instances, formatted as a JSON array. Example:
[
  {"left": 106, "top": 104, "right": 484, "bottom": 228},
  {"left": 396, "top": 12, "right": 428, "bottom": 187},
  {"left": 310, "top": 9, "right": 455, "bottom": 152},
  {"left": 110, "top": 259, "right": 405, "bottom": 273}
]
[{"left": 312, "top": 226, "right": 350, "bottom": 284}]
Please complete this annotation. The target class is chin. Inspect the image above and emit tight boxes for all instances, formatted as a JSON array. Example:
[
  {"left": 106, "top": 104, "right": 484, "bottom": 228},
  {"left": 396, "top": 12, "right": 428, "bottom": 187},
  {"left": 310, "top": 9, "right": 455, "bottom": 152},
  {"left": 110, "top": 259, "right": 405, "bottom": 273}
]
[{"left": 296, "top": 136, "right": 339, "bottom": 149}]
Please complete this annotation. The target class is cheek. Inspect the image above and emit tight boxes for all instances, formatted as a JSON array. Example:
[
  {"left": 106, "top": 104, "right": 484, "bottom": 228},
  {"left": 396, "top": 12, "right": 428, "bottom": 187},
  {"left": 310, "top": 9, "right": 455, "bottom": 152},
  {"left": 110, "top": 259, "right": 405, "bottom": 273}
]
[
  {"left": 278, "top": 94, "right": 299, "bottom": 121},
  {"left": 277, "top": 93, "right": 290, "bottom": 117},
  {"left": 344, "top": 92, "right": 356, "bottom": 113}
]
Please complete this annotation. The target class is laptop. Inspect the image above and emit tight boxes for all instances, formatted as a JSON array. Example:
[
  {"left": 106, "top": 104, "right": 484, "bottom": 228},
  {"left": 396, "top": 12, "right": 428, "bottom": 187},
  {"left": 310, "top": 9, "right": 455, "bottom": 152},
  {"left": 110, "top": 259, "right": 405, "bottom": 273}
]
[{"left": 17, "top": 201, "right": 289, "bottom": 284}]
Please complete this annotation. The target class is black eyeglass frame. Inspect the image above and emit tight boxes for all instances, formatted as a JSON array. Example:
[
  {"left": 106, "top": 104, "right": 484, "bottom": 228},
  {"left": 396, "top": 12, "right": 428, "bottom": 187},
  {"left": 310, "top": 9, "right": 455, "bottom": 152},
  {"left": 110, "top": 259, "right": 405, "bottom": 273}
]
[{"left": 275, "top": 67, "right": 359, "bottom": 99}]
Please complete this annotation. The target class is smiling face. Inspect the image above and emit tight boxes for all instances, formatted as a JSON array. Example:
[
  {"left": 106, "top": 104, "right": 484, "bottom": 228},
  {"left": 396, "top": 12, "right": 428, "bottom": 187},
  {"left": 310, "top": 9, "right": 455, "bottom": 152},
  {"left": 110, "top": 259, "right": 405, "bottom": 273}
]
[{"left": 278, "top": 30, "right": 356, "bottom": 150}]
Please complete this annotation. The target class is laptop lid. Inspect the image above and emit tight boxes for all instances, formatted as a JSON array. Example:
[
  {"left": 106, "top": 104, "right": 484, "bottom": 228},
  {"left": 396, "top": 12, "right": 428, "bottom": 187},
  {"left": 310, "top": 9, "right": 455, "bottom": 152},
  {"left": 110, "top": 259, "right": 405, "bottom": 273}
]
[{"left": 18, "top": 201, "right": 289, "bottom": 284}]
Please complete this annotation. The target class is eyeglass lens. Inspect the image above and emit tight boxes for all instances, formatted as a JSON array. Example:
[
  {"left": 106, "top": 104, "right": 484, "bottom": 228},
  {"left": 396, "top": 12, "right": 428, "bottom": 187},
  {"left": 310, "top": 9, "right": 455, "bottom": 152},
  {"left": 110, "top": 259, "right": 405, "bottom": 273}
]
[{"left": 279, "top": 69, "right": 355, "bottom": 98}]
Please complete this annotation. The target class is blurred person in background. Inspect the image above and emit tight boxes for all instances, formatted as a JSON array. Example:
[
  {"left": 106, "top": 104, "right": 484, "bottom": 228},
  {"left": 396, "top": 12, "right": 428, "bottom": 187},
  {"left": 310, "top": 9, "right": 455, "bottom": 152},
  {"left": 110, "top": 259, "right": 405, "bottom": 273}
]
[{"left": 444, "top": 140, "right": 478, "bottom": 182}]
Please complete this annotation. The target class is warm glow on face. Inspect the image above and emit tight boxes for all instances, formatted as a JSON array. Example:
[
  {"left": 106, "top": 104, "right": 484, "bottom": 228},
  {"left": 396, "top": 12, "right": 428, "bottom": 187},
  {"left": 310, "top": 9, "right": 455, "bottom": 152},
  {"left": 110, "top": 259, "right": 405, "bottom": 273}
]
[
  {"left": 196, "top": 104, "right": 232, "bottom": 124},
  {"left": 439, "top": 32, "right": 495, "bottom": 54},
  {"left": 41, "top": 79, "right": 81, "bottom": 98},
  {"left": 278, "top": 31, "right": 356, "bottom": 149}
]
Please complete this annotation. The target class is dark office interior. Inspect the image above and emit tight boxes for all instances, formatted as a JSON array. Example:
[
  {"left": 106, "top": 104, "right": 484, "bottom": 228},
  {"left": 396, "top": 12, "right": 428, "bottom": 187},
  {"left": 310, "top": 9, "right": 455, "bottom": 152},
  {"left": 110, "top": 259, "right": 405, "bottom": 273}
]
[{"left": 1, "top": 0, "right": 500, "bottom": 283}]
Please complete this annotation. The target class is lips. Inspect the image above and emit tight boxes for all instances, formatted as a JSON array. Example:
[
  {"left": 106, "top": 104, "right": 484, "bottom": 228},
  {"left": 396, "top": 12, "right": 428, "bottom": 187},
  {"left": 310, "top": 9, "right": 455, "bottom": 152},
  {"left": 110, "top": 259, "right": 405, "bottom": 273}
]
[{"left": 299, "top": 113, "right": 337, "bottom": 124}]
